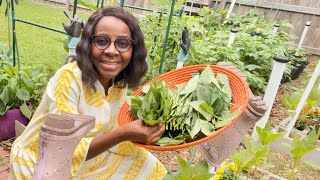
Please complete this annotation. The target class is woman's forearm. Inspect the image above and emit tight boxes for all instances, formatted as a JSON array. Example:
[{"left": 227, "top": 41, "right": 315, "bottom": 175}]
[
  {"left": 85, "top": 120, "right": 165, "bottom": 160},
  {"left": 86, "top": 128, "right": 126, "bottom": 160}
]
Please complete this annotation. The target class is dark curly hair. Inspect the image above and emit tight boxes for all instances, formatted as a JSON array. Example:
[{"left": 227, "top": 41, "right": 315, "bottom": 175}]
[{"left": 75, "top": 6, "right": 147, "bottom": 90}]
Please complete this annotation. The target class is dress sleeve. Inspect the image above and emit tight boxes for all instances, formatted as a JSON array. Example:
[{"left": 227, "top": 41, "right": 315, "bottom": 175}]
[{"left": 46, "top": 65, "right": 94, "bottom": 177}]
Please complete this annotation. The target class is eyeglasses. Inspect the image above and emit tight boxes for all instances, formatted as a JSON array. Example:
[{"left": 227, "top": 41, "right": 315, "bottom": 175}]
[{"left": 92, "top": 35, "right": 134, "bottom": 53}]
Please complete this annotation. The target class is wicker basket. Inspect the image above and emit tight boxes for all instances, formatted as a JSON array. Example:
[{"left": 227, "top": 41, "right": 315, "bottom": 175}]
[{"left": 118, "top": 65, "right": 249, "bottom": 151}]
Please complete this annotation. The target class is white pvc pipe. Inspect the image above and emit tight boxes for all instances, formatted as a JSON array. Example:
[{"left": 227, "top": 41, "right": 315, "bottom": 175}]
[
  {"left": 189, "top": 1, "right": 194, "bottom": 16},
  {"left": 227, "top": 29, "right": 238, "bottom": 47},
  {"left": 273, "top": 24, "right": 279, "bottom": 33},
  {"left": 226, "top": 0, "right": 237, "bottom": 19},
  {"left": 297, "top": 21, "right": 311, "bottom": 48},
  {"left": 285, "top": 61, "right": 320, "bottom": 137},
  {"left": 252, "top": 58, "right": 289, "bottom": 140}
]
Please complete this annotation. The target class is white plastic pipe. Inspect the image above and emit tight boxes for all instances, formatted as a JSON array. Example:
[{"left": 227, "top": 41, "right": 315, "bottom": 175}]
[
  {"left": 226, "top": 0, "right": 237, "bottom": 19},
  {"left": 252, "top": 56, "right": 290, "bottom": 140},
  {"left": 227, "top": 29, "right": 238, "bottom": 47},
  {"left": 273, "top": 24, "right": 279, "bottom": 33},
  {"left": 189, "top": 1, "right": 194, "bottom": 16},
  {"left": 285, "top": 61, "right": 320, "bottom": 137},
  {"left": 297, "top": 21, "right": 311, "bottom": 48}
]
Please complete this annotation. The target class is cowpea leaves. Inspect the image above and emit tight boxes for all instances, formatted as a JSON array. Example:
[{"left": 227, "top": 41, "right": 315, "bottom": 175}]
[
  {"left": 127, "top": 81, "right": 171, "bottom": 126},
  {"left": 127, "top": 66, "right": 238, "bottom": 146}
]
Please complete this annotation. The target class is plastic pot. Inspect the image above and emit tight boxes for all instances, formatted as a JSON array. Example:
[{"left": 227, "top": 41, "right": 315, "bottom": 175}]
[{"left": 0, "top": 103, "right": 31, "bottom": 140}]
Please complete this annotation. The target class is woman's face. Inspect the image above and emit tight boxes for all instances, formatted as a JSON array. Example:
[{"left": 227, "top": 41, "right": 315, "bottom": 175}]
[{"left": 91, "top": 16, "right": 133, "bottom": 84}]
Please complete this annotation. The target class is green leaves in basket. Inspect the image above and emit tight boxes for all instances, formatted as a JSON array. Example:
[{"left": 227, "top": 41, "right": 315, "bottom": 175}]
[
  {"left": 127, "top": 66, "right": 237, "bottom": 146},
  {"left": 127, "top": 81, "right": 171, "bottom": 126},
  {"left": 154, "top": 137, "right": 185, "bottom": 146}
]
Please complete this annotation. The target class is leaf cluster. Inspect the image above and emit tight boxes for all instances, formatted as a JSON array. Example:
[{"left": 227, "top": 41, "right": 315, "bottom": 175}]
[
  {"left": 164, "top": 156, "right": 214, "bottom": 180},
  {"left": 231, "top": 122, "right": 284, "bottom": 177},
  {"left": 283, "top": 129, "right": 320, "bottom": 179},
  {"left": 127, "top": 81, "right": 171, "bottom": 126},
  {"left": 0, "top": 58, "right": 49, "bottom": 119},
  {"left": 127, "top": 67, "right": 237, "bottom": 146}
]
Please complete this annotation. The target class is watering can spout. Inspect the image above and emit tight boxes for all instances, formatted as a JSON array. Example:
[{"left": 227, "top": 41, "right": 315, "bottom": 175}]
[
  {"left": 32, "top": 113, "right": 95, "bottom": 180},
  {"left": 197, "top": 62, "right": 268, "bottom": 166}
]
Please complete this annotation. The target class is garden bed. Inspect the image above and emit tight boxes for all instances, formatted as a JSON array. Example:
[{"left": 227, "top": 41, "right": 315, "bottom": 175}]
[{"left": 274, "top": 116, "right": 320, "bottom": 147}]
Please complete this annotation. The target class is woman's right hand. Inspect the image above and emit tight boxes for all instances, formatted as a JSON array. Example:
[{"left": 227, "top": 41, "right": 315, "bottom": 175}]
[{"left": 120, "top": 120, "right": 165, "bottom": 145}]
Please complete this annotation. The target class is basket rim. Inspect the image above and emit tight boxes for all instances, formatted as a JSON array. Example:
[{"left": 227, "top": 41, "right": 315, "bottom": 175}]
[{"left": 118, "top": 64, "right": 249, "bottom": 151}]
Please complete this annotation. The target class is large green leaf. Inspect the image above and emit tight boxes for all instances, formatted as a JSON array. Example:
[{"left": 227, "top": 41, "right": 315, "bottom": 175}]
[
  {"left": 8, "top": 78, "right": 18, "bottom": 95},
  {"left": 155, "top": 137, "right": 185, "bottom": 146},
  {"left": 200, "top": 120, "right": 215, "bottom": 136},
  {"left": 256, "top": 122, "right": 285, "bottom": 145},
  {"left": 16, "top": 88, "right": 30, "bottom": 101},
  {"left": 180, "top": 75, "right": 199, "bottom": 95},
  {"left": 189, "top": 101, "right": 212, "bottom": 121},
  {"left": 190, "top": 118, "right": 201, "bottom": 139},
  {"left": 20, "top": 101, "right": 32, "bottom": 119},
  {"left": 0, "top": 86, "right": 10, "bottom": 104}
]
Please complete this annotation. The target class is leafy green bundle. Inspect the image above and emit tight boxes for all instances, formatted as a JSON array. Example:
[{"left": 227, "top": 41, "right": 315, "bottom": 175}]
[{"left": 127, "top": 66, "right": 239, "bottom": 146}]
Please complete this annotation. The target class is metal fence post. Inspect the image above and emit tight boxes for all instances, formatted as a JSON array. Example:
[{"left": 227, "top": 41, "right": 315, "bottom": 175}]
[{"left": 159, "top": 0, "right": 176, "bottom": 74}]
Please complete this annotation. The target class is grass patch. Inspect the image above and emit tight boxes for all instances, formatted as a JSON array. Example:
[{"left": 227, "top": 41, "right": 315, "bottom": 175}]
[{"left": 0, "top": 0, "right": 90, "bottom": 72}]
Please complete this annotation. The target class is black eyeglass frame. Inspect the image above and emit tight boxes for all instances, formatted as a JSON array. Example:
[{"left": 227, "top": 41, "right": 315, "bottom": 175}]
[{"left": 91, "top": 35, "right": 134, "bottom": 53}]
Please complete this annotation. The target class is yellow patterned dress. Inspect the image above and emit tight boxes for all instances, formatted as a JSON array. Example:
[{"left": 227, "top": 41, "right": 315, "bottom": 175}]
[{"left": 10, "top": 61, "right": 167, "bottom": 180}]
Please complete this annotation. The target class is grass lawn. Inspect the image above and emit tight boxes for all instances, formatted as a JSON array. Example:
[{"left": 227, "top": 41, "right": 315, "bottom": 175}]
[{"left": 0, "top": 0, "right": 90, "bottom": 72}]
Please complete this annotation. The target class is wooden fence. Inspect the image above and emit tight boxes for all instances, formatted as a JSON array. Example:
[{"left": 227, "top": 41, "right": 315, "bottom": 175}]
[{"left": 211, "top": 0, "right": 320, "bottom": 55}]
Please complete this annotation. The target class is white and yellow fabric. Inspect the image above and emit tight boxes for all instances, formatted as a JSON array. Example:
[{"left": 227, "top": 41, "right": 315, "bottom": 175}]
[{"left": 10, "top": 61, "right": 167, "bottom": 180}]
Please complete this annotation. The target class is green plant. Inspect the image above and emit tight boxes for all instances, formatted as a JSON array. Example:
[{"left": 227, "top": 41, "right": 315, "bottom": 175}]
[
  {"left": 294, "top": 106, "right": 319, "bottom": 131},
  {"left": 214, "top": 163, "right": 240, "bottom": 180},
  {"left": 164, "top": 156, "right": 214, "bottom": 180},
  {"left": 283, "top": 129, "right": 320, "bottom": 180},
  {"left": 231, "top": 122, "right": 285, "bottom": 179},
  {"left": 282, "top": 79, "right": 320, "bottom": 130},
  {"left": 0, "top": 59, "right": 49, "bottom": 119}
]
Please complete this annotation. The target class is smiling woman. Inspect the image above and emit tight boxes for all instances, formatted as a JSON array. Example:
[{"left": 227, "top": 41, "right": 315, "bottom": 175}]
[
  {"left": 90, "top": 16, "right": 133, "bottom": 92},
  {"left": 9, "top": 6, "right": 167, "bottom": 180}
]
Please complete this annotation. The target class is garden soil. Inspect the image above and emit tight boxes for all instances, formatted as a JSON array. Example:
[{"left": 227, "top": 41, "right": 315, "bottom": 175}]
[{"left": 0, "top": 55, "right": 319, "bottom": 179}]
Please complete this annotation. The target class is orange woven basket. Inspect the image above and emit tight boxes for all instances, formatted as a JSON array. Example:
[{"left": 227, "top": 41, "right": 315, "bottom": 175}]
[{"left": 118, "top": 65, "right": 249, "bottom": 151}]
